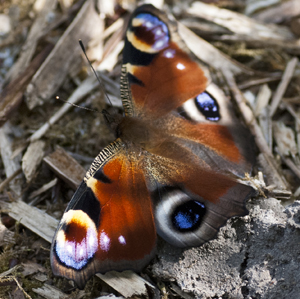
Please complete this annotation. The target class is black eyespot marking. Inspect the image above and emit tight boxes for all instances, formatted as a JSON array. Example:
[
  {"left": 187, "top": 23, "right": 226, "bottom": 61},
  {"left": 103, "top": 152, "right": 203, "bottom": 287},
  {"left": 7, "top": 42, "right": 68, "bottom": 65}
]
[
  {"left": 123, "top": 38, "right": 155, "bottom": 66},
  {"left": 195, "top": 92, "right": 220, "bottom": 122},
  {"left": 94, "top": 169, "right": 111, "bottom": 184},
  {"left": 72, "top": 188, "right": 101, "bottom": 228},
  {"left": 171, "top": 200, "right": 206, "bottom": 232},
  {"left": 127, "top": 72, "right": 145, "bottom": 86}
]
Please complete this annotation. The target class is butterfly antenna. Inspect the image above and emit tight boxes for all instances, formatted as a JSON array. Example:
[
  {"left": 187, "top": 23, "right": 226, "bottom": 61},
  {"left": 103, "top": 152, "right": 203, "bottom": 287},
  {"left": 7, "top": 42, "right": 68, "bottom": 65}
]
[
  {"left": 79, "top": 39, "right": 113, "bottom": 107},
  {"left": 56, "top": 96, "right": 99, "bottom": 113}
]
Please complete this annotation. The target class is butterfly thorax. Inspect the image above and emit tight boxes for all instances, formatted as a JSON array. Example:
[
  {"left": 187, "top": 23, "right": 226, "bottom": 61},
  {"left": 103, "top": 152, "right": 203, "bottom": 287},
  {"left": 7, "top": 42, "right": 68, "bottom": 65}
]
[{"left": 116, "top": 116, "right": 166, "bottom": 152}]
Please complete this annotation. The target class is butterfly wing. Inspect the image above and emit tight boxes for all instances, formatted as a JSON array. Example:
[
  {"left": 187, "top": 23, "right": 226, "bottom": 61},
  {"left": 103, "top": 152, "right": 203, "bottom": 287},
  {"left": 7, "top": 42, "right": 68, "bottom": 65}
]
[
  {"left": 146, "top": 152, "right": 253, "bottom": 247},
  {"left": 121, "top": 4, "right": 209, "bottom": 118},
  {"left": 121, "top": 4, "right": 254, "bottom": 175},
  {"left": 51, "top": 140, "right": 156, "bottom": 288}
]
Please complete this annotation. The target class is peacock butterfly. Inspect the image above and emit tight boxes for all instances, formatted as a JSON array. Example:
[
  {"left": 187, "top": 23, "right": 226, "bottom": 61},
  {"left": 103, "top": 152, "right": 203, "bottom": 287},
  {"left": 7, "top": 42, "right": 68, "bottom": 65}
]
[{"left": 50, "top": 4, "right": 255, "bottom": 288}]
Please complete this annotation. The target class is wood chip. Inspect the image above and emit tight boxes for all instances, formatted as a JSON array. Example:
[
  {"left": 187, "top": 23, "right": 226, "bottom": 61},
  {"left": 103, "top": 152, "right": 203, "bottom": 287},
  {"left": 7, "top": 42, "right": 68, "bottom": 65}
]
[
  {"left": 254, "top": 84, "right": 272, "bottom": 116},
  {"left": 4, "top": 0, "right": 57, "bottom": 82},
  {"left": 0, "top": 44, "right": 53, "bottom": 127},
  {"left": 257, "top": 153, "right": 288, "bottom": 189},
  {"left": 277, "top": 152, "right": 300, "bottom": 180},
  {"left": 0, "top": 168, "right": 22, "bottom": 193},
  {"left": 28, "top": 178, "right": 58, "bottom": 200},
  {"left": 238, "top": 76, "right": 281, "bottom": 90},
  {"left": 103, "top": 18, "right": 124, "bottom": 40},
  {"left": 254, "top": 0, "right": 300, "bottom": 23},
  {"left": 98, "top": 41, "right": 124, "bottom": 71},
  {"left": 0, "top": 122, "right": 22, "bottom": 195},
  {"left": 245, "top": 0, "right": 281, "bottom": 16},
  {"left": 258, "top": 106, "right": 272, "bottom": 149},
  {"left": 43, "top": 147, "right": 86, "bottom": 190},
  {"left": 96, "top": 271, "right": 155, "bottom": 298},
  {"left": 0, "top": 220, "right": 15, "bottom": 246},
  {"left": 0, "top": 265, "right": 20, "bottom": 278},
  {"left": 25, "top": 0, "right": 103, "bottom": 110},
  {"left": 178, "top": 22, "right": 253, "bottom": 75},
  {"left": 273, "top": 122, "right": 297, "bottom": 156},
  {"left": 21, "top": 261, "right": 47, "bottom": 277},
  {"left": 0, "top": 200, "right": 57, "bottom": 243},
  {"left": 22, "top": 140, "right": 46, "bottom": 182},
  {"left": 95, "top": 296, "right": 124, "bottom": 299},
  {"left": 32, "top": 284, "right": 68, "bottom": 299},
  {"left": 187, "top": 1, "right": 294, "bottom": 41},
  {"left": 33, "top": 273, "right": 48, "bottom": 282}
]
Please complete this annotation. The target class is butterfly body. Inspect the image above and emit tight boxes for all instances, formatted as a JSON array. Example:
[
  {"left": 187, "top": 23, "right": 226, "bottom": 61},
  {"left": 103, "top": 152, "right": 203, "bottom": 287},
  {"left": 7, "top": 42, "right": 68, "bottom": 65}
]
[{"left": 51, "top": 4, "right": 255, "bottom": 288}]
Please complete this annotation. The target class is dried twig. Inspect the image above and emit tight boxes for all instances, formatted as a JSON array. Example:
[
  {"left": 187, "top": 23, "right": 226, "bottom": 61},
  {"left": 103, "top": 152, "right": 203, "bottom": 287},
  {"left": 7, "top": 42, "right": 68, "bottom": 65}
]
[
  {"left": 223, "top": 69, "right": 288, "bottom": 189},
  {"left": 0, "top": 168, "right": 22, "bottom": 193},
  {"left": 269, "top": 57, "right": 298, "bottom": 116}
]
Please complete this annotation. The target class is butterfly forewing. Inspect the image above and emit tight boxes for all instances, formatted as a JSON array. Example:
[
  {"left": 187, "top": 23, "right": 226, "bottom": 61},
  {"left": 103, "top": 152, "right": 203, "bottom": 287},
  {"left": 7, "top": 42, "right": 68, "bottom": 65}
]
[{"left": 51, "top": 140, "right": 156, "bottom": 288}]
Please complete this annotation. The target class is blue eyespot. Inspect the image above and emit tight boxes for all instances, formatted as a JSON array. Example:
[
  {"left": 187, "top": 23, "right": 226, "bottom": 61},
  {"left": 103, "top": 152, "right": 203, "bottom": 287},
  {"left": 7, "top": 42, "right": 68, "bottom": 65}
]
[
  {"left": 171, "top": 200, "right": 206, "bottom": 232},
  {"left": 195, "top": 92, "right": 220, "bottom": 121}
]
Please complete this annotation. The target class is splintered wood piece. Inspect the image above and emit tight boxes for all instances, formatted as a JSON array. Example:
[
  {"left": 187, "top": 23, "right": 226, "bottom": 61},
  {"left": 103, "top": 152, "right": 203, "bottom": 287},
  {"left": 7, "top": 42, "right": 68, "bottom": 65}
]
[
  {"left": 254, "top": 84, "right": 272, "bottom": 117},
  {"left": 32, "top": 284, "right": 68, "bottom": 299},
  {"left": 103, "top": 17, "right": 124, "bottom": 39},
  {"left": 283, "top": 100, "right": 300, "bottom": 157},
  {"left": 0, "top": 168, "right": 22, "bottom": 193},
  {"left": 43, "top": 147, "right": 86, "bottom": 190},
  {"left": 258, "top": 107, "right": 272, "bottom": 150},
  {"left": 244, "top": 0, "right": 281, "bottom": 16},
  {"left": 273, "top": 122, "right": 297, "bottom": 156},
  {"left": 276, "top": 150, "right": 300, "bottom": 180},
  {"left": 0, "top": 44, "right": 53, "bottom": 127},
  {"left": 22, "top": 140, "right": 46, "bottom": 182},
  {"left": 25, "top": 0, "right": 103, "bottom": 110},
  {"left": 98, "top": 40, "right": 124, "bottom": 72},
  {"left": 269, "top": 57, "right": 298, "bottom": 116},
  {"left": 0, "top": 122, "right": 22, "bottom": 195},
  {"left": 0, "top": 200, "right": 155, "bottom": 297},
  {"left": 101, "top": 24, "right": 126, "bottom": 64},
  {"left": 96, "top": 271, "right": 156, "bottom": 298},
  {"left": 187, "top": 2, "right": 294, "bottom": 41},
  {"left": 28, "top": 178, "right": 58, "bottom": 200},
  {"left": 0, "top": 265, "right": 20, "bottom": 278},
  {"left": 238, "top": 76, "right": 281, "bottom": 90},
  {"left": 178, "top": 22, "right": 254, "bottom": 75},
  {"left": 4, "top": 0, "right": 57, "bottom": 82},
  {"left": 0, "top": 220, "right": 15, "bottom": 246},
  {"left": 255, "top": 84, "right": 272, "bottom": 149},
  {"left": 21, "top": 261, "right": 47, "bottom": 277},
  {"left": 0, "top": 200, "right": 58, "bottom": 243},
  {"left": 254, "top": 0, "right": 300, "bottom": 23}
]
